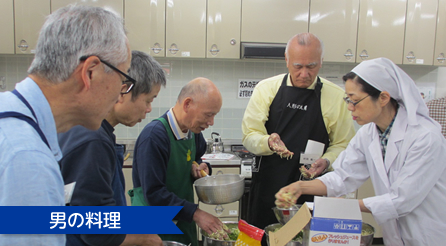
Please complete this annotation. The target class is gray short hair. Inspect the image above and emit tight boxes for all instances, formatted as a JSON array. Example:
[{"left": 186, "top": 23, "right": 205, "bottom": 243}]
[
  {"left": 285, "top": 33, "right": 325, "bottom": 59},
  {"left": 28, "top": 5, "right": 128, "bottom": 83},
  {"left": 129, "top": 50, "right": 167, "bottom": 101}
]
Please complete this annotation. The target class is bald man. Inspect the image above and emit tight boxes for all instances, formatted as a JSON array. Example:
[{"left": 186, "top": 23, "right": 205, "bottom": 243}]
[{"left": 130, "top": 77, "right": 224, "bottom": 246}]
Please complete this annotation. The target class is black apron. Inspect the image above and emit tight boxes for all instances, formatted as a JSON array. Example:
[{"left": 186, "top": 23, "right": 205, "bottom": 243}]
[
  {"left": 112, "top": 144, "right": 127, "bottom": 206},
  {"left": 247, "top": 74, "right": 329, "bottom": 231},
  {"left": 0, "top": 89, "right": 50, "bottom": 149}
]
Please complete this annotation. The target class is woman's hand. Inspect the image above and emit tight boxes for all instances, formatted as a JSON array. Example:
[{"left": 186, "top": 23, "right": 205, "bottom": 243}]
[{"left": 275, "top": 181, "right": 302, "bottom": 208}]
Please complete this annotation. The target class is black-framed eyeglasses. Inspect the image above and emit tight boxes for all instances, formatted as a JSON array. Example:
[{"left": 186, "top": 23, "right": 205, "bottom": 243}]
[
  {"left": 343, "top": 95, "right": 370, "bottom": 107},
  {"left": 79, "top": 55, "right": 135, "bottom": 94}
]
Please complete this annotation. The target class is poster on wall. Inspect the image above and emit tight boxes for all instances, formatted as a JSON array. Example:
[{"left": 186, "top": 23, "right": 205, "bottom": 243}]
[
  {"left": 416, "top": 82, "right": 436, "bottom": 103},
  {"left": 238, "top": 79, "right": 261, "bottom": 98}
]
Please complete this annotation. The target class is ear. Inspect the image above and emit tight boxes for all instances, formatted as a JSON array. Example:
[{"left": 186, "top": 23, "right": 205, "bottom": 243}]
[
  {"left": 183, "top": 97, "right": 193, "bottom": 113},
  {"left": 79, "top": 56, "right": 102, "bottom": 92},
  {"left": 117, "top": 92, "right": 127, "bottom": 104},
  {"left": 379, "top": 91, "right": 392, "bottom": 106}
]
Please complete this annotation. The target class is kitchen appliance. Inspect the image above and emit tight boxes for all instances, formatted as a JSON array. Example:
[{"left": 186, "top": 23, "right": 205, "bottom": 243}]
[
  {"left": 194, "top": 174, "right": 244, "bottom": 204},
  {"left": 211, "top": 132, "right": 224, "bottom": 153}
]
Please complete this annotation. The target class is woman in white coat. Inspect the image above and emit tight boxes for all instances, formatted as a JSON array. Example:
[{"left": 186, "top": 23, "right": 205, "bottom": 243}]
[{"left": 275, "top": 57, "right": 446, "bottom": 246}]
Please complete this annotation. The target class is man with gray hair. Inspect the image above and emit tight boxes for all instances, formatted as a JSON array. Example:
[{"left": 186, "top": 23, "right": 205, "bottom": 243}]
[
  {"left": 241, "top": 33, "right": 355, "bottom": 233},
  {"left": 0, "top": 5, "right": 130, "bottom": 245},
  {"left": 130, "top": 77, "right": 225, "bottom": 246},
  {"left": 58, "top": 50, "right": 166, "bottom": 246}
]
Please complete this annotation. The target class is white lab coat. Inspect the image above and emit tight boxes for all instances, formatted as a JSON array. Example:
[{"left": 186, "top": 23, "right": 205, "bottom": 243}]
[{"left": 319, "top": 107, "right": 446, "bottom": 246}]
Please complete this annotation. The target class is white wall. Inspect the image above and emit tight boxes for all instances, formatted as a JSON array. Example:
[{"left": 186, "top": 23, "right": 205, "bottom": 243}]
[{"left": 1, "top": 55, "right": 443, "bottom": 140}]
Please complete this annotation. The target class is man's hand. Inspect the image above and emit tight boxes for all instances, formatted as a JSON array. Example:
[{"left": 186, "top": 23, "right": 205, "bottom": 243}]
[
  {"left": 268, "top": 133, "right": 294, "bottom": 159},
  {"left": 191, "top": 161, "right": 209, "bottom": 179},
  {"left": 193, "top": 208, "right": 227, "bottom": 236},
  {"left": 300, "top": 158, "right": 329, "bottom": 180},
  {"left": 120, "top": 234, "right": 163, "bottom": 246}
]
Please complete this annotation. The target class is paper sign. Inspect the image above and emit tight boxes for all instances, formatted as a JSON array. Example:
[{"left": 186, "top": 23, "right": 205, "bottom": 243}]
[{"left": 238, "top": 79, "right": 260, "bottom": 98}]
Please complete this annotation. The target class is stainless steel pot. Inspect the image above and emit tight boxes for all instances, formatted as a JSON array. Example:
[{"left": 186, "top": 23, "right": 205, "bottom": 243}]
[
  {"left": 162, "top": 241, "right": 187, "bottom": 246},
  {"left": 360, "top": 222, "right": 375, "bottom": 246},
  {"left": 194, "top": 174, "right": 244, "bottom": 204},
  {"left": 264, "top": 223, "right": 303, "bottom": 246},
  {"left": 201, "top": 221, "right": 238, "bottom": 246}
]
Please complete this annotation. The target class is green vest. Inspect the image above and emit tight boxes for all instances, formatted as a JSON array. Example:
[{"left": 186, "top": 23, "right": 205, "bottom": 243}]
[{"left": 128, "top": 117, "right": 198, "bottom": 246}]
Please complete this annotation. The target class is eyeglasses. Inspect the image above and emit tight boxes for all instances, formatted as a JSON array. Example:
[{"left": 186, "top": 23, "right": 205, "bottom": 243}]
[
  {"left": 79, "top": 55, "right": 135, "bottom": 94},
  {"left": 343, "top": 95, "right": 370, "bottom": 107}
]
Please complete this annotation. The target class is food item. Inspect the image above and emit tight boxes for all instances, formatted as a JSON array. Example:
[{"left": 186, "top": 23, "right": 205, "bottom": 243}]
[
  {"left": 206, "top": 223, "right": 240, "bottom": 241},
  {"left": 361, "top": 226, "right": 374, "bottom": 236},
  {"left": 300, "top": 165, "right": 315, "bottom": 179},
  {"left": 277, "top": 191, "right": 295, "bottom": 208}
]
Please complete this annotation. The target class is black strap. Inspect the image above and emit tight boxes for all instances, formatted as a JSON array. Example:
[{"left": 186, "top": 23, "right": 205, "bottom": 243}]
[{"left": 0, "top": 90, "right": 50, "bottom": 149}]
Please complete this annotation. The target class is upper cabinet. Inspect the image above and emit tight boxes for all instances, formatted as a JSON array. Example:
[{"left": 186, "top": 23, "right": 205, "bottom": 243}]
[
  {"left": 165, "top": 0, "right": 207, "bottom": 58},
  {"left": 403, "top": 0, "right": 438, "bottom": 65},
  {"left": 14, "top": 0, "right": 50, "bottom": 55},
  {"left": 0, "top": 0, "right": 14, "bottom": 54},
  {"left": 356, "top": 0, "right": 407, "bottom": 64},
  {"left": 51, "top": 0, "right": 123, "bottom": 17},
  {"left": 309, "top": 0, "right": 359, "bottom": 63},
  {"left": 434, "top": 0, "right": 446, "bottom": 66},
  {"left": 241, "top": 0, "right": 309, "bottom": 44},
  {"left": 206, "top": 0, "right": 241, "bottom": 59},
  {"left": 125, "top": 0, "right": 165, "bottom": 57}
]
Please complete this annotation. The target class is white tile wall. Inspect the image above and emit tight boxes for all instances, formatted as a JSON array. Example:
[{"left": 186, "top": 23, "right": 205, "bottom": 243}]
[{"left": 1, "top": 54, "right": 444, "bottom": 140}]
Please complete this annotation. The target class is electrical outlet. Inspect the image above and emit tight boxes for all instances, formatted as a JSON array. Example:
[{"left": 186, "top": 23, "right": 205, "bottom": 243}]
[{"left": 0, "top": 76, "right": 6, "bottom": 90}]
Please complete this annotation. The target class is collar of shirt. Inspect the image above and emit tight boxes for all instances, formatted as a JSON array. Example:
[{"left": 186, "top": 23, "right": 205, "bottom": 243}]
[
  {"left": 166, "top": 108, "right": 193, "bottom": 140},
  {"left": 16, "top": 77, "right": 63, "bottom": 161},
  {"left": 377, "top": 107, "right": 398, "bottom": 158},
  {"left": 286, "top": 74, "right": 318, "bottom": 89}
]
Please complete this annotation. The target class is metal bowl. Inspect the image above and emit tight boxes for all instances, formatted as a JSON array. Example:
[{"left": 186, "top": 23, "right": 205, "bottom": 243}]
[
  {"left": 201, "top": 221, "right": 238, "bottom": 246},
  {"left": 162, "top": 241, "right": 187, "bottom": 246},
  {"left": 360, "top": 222, "right": 375, "bottom": 246},
  {"left": 194, "top": 174, "right": 244, "bottom": 204},
  {"left": 272, "top": 205, "right": 302, "bottom": 225},
  {"left": 264, "top": 223, "right": 303, "bottom": 246}
]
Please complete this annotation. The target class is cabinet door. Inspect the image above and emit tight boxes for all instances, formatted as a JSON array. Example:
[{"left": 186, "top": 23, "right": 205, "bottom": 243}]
[
  {"left": 51, "top": 0, "right": 123, "bottom": 17},
  {"left": 434, "top": 0, "right": 446, "bottom": 66},
  {"left": 403, "top": 0, "right": 438, "bottom": 65},
  {"left": 14, "top": 0, "right": 50, "bottom": 54},
  {"left": 356, "top": 0, "right": 407, "bottom": 64},
  {"left": 125, "top": 0, "right": 165, "bottom": 57},
  {"left": 166, "top": 0, "right": 206, "bottom": 58},
  {"left": 206, "top": 0, "right": 241, "bottom": 59},
  {"left": 241, "top": 0, "right": 309, "bottom": 44},
  {"left": 0, "top": 0, "right": 14, "bottom": 54},
  {"left": 309, "top": 0, "right": 359, "bottom": 63}
]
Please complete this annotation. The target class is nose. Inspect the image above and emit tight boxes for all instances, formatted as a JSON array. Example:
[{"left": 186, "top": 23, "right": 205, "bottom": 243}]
[
  {"left": 299, "top": 67, "right": 310, "bottom": 78},
  {"left": 207, "top": 117, "right": 215, "bottom": 126},
  {"left": 347, "top": 103, "right": 355, "bottom": 111},
  {"left": 146, "top": 104, "right": 152, "bottom": 114}
]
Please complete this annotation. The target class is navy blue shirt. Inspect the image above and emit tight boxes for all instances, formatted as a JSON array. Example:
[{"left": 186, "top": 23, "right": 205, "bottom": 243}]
[{"left": 58, "top": 120, "right": 126, "bottom": 246}]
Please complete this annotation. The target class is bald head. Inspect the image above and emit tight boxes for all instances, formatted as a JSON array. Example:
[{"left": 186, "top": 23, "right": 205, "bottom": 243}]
[
  {"left": 174, "top": 77, "right": 222, "bottom": 133},
  {"left": 285, "top": 33, "right": 324, "bottom": 59}
]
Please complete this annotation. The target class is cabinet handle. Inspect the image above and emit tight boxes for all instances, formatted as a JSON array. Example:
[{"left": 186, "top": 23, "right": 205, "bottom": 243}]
[
  {"left": 214, "top": 204, "right": 224, "bottom": 215},
  {"left": 437, "top": 53, "right": 446, "bottom": 63},
  {"left": 359, "top": 50, "right": 369, "bottom": 60},
  {"left": 151, "top": 43, "right": 163, "bottom": 54},
  {"left": 168, "top": 43, "right": 179, "bottom": 55},
  {"left": 17, "top": 40, "right": 29, "bottom": 51},
  {"left": 406, "top": 51, "right": 416, "bottom": 62},
  {"left": 209, "top": 44, "right": 220, "bottom": 56},
  {"left": 344, "top": 49, "right": 354, "bottom": 61}
]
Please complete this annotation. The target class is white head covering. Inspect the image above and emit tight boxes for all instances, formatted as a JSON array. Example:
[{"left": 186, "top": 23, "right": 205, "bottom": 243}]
[{"left": 352, "top": 57, "right": 434, "bottom": 127}]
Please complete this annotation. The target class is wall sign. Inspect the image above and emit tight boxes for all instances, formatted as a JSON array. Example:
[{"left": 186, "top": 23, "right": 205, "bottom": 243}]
[{"left": 238, "top": 79, "right": 260, "bottom": 98}]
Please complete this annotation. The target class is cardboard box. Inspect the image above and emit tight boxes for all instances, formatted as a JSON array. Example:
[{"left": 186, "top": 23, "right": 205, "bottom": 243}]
[{"left": 309, "top": 196, "right": 362, "bottom": 246}]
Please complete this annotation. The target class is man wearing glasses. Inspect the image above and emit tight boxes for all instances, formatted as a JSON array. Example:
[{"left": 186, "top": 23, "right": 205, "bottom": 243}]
[
  {"left": 0, "top": 5, "right": 130, "bottom": 245},
  {"left": 58, "top": 51, "right": 166, "bottom": 246},
  {"left": 241, "top": 33, "right": 356, "bottom": 237}
]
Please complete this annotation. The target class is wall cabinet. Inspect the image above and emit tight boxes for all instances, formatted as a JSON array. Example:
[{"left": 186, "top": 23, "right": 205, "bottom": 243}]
[
  {"left": 51, "top": 0, "right": 123, "bottom": 16},
  {"left": 124, "top": 0, "right": 165, "bottom": 57},
  {"left": 206, "top": 0, "right": 241, "bottom": 59},
  {"left": 0, "top": 0, "right": 14, "bottom": 54},
  {"left": 309, "top": 0, "right": 359, "bottom": 63},
  {"left": 356, "top": 0, "right": 407, "bottom": 64},
  {"left": 434, "top": 0, "right": 446, "bottom": 66},
  {"left": 165, "top": 0, "right": 207, "bottom": 58},
  {"left": 14, "top": 0, "right": 50, "bottom": 54},
  {"left": 241, "top": 0, "right": 309, "bottom": 44},
  {"left": 403, "top": 0, "right": 438, "bottom": 65}
]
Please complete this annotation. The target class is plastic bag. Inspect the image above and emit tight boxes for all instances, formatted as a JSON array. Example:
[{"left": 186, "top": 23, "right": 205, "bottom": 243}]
[{"left": 235, "top": 220, "right": 264, "bottom": 246}]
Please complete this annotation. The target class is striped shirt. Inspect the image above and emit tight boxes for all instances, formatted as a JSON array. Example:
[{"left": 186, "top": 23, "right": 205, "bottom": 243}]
[
  {"left": 377, "top": 109, "right": 398, "bottom": 159},
  {"left": 427, "top": 97, "right": 446, "bottom": 138}
]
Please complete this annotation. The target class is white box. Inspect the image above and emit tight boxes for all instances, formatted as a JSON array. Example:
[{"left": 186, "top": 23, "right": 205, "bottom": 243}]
[{"left": 308, "top": 197, "right": 362, "bottom": 246}]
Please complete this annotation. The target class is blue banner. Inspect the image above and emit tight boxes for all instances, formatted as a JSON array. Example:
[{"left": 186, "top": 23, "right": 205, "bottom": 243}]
[{"left": 0, "top": 206, "right": 182, "bottom": 234}]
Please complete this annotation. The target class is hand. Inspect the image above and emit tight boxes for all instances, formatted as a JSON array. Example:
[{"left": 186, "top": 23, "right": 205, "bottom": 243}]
[
  {"left": 300, "top": 158, "right": 329, "bottom": 179},
  {"left": 268, "top": 133, "right": 294, "bottom": 159},
  {"left": 275, "top": 182, "right": 302, "bottom": 208},
  {"left": 120, "top": 234, "right": 163, "bottom": 246},
  {"left": 191, "top": 161, "right": 209, "bottom": 179},
  {"left": 193, "top": 208, "right": 227, "bottom": 236}
]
